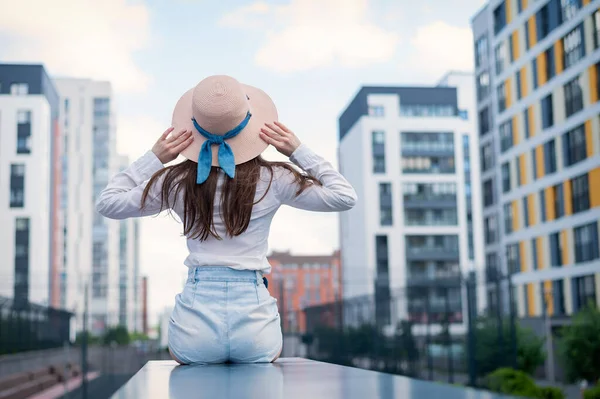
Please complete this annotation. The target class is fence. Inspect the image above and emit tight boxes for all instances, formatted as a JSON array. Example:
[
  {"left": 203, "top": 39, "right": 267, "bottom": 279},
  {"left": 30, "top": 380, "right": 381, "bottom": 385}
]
[
  {"left": 0, "top": 296, "right": 73, "bottom": 355},
  {"left": 295, "top": 273, "right": 522, "bottom": 387}
]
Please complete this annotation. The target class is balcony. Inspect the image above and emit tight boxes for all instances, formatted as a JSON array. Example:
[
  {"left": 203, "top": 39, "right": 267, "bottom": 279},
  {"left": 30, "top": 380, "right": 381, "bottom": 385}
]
[{"left": 405, "top": 246, "right": 460, "bottom": 261}]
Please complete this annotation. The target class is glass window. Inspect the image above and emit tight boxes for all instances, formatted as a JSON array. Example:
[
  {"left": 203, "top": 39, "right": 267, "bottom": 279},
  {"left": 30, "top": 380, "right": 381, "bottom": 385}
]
[
  {"left": 564, "top": 75, "right": 584, "bottom": 118},
  {"left": 561, "top": 0, "right": 581, "bottom": 22},
  {"left": 563, "top": 124, "right": 586, "bottom": 167},
  {"left": 481, "top": 142, "right": 495, "bottom": 171},
  {"left": 523, "top": 109, "right": 530, "bottom": 139},
  {"left": 553, "top": 183, "right": 564, "bottom": 219},
  {"left": 550, "top": 232, "right": 563, "bottom": 267},
  {"left": 500, "top": 120, "right": 513, "bottom": 152},
  {"left": 494, "top": 2, "right": 507, "bottom": 35},
  {"left": 372, "top": 131, "right": 386, "bottom": 174},
  {"left": 574, "top": 222, "right": 599, "bottom": 263},
  {"left": 504, "top": 203, "right": 514, "bottom": 234},
  {"left": 10, "top": 164, "right": 25, "bottom": 208},
  {"left": 523, "top": 197, "right": 529, "bottom": 227},
  {"left": 497, "top": 81, "right": 507, "bottom": 112},
  {"left": 541, "top": 94, "right": 554, "bottom": 129},
  {"left": 10, "top": 83, "right": 28, "bottom": 95},
  {"left": 571, "top": 173, "right": 590, "bottom": 214},
  {"left": 540, "top": 189, "right": 547, "bottom": 222},
  {"left": 507, "top": 243, "right": 520, "bottom": 274},
  {"left": 544, "top": 139, "right": 557, "bottom": 174},
  {"left": 495, "top": 42, "right": 506, "bottom": 75},
  {"left": 479, "top": 107, "right": 490, "bottom": 136},
  {"left": 483, "top": 179, "right": 495, "bottom": 207},
  {"left": 369, "top": 105, "right": 385, "bottom": 117},
  {"left": 475, "top": 36, "right": 489, "bottom": 68},
  {"left": 501, "top": 162, "right": 511, "bottom": 193},
  {"left": 516, "top": 70, "right": 522, "bottom": 100},
  {"left": 545, "top": 46, "right": 556, "bottom": 81},
  {"left": 485, "top": 215, "right": 499, "bottom": 244},
  {"left": 379, "top": 183, "right": 393, "bottom": 226},
  {"left": 573, "top": 275, "right": 596, "bottom": 311},
  {"left": 536, "top": 3, "right": 550, "bottom": 41},
  {"left": 531, "top": 239, "right": 538, "bottom": 269},
  {"left": 594, "top": 10, "right": 600, "bottom": 49},
  {"left": 477, "top": 72, "right": 490, "bottom": 100},
  {"left": 564, "top": 25, "right": 584, "bottom": 69},
  {"left": 376, "top": 235, "right": 389, "bottom": 276}
]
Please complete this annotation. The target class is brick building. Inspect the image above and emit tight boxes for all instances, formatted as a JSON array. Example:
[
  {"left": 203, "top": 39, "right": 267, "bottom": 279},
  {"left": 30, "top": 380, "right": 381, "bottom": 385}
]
[{"left": 267, "top": 250, "right": 341, "bottom": 333}]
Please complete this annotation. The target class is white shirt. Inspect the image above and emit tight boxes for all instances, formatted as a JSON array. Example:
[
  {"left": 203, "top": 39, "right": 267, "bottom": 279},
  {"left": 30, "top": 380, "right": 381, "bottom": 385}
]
[{"left": 95, "top": 144, "right": 357, "bottom": 273}]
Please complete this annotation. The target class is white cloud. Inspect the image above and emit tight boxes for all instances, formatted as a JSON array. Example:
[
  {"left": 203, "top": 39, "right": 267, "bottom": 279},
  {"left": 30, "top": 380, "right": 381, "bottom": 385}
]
[
  {"left": 219, "top": 0, "right": 399, "bottom": 73},
  {"left": 407, "top": 21, "right": 474, "bottom": 78},
  {"left": 0, "top": 0, "right": 151, "bottom": 93}
]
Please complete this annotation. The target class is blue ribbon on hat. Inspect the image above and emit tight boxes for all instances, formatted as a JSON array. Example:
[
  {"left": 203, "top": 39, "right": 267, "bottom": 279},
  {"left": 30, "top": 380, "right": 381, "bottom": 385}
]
[{"left": 191, "top": 111, "right": 252, "bottom": 184}]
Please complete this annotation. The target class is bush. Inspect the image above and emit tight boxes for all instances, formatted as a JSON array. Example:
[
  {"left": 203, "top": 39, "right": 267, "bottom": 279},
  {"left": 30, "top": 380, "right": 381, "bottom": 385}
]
[
  {"left": 560, "top": 305, "right": 600, "bottom": 383},
  {"left": 485, "top": 368, "right": 565, "bottom": 399},
  {"left": 584, "top": 386, "right": 600, "bottom": 399}
]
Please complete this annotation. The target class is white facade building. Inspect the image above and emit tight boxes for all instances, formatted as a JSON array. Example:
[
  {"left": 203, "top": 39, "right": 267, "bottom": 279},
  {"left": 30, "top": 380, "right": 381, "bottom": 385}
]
[
  {"left": 338, "top": 73, "right": 484, "bottom": 332},
  {"left": 0, "top": 64, "right": 61, "bottom": 308},
  {"left": 54, "top": 78, "right": 119, "bottom": 335}
]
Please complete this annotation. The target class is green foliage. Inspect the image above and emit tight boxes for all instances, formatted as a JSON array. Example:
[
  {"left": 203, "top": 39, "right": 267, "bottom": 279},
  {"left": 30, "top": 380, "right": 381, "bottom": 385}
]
[
  {"left": 485, "top": 368, "right": 565, "bottom": 399},
  {"left": 560, "top": 305, "right": 600, "bottom": 383},
  {"left": 583, "top": 386, "right": 600, "bottom": 399},
  {"left": 75, "top": 332, "right": 101, "bottom": 346},
  {"left": 472, "top": 318, "right": 545, "bottom": 377},
  {"left": 102, "top": 326, "right": 130, "bottom": 345},
  {"left": 129, "top": 332, "right": 150, "bottom": 342}
]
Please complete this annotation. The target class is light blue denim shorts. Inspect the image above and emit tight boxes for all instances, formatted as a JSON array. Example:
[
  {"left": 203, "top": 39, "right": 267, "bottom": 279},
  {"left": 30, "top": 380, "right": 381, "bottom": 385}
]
[{"left": 168, "top": 266, "right": 282, "bottom": 364}]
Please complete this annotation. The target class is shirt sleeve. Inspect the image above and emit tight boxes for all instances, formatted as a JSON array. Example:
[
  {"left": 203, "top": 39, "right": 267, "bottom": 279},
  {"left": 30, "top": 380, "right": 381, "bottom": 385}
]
[
  {"left": 273, "top": 144, "right": 357, "bottom": 212},
  {"left": 95, "top": 151, "right": 166, "bottom": 220}
]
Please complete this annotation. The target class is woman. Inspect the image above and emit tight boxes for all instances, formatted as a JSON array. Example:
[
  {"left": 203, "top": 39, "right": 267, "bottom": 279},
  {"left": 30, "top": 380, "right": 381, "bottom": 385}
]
[{"left": 96, "top": 75, "right": 357, "bottom": 365}]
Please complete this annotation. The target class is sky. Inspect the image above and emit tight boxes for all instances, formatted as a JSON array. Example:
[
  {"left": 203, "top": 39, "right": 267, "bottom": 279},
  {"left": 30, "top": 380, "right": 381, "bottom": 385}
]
[{"left": 0, "top": 0, "right": 484, "bottom": 324}]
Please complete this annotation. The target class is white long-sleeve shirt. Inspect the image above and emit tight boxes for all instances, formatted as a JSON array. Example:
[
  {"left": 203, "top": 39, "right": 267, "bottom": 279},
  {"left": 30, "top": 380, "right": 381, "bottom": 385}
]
[{"left": 95, "top": 144, "right": 357, "bottom": 273}]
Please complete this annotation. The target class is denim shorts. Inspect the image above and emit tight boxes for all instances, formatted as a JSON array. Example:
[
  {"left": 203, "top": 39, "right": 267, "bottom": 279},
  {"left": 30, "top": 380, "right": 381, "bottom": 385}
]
[{"left": 168, "top": 267, "right": 282, "bottom": 364}]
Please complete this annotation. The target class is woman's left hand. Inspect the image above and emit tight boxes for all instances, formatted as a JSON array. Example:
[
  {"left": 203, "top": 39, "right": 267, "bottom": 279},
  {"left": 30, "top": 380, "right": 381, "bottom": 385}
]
[{"left": 260, "top": 121, "right": 301, "bottom": 157}]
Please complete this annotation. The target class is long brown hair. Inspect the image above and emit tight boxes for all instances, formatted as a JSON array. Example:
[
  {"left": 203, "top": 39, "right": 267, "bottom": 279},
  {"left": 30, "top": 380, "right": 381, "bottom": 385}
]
[{"left": 141, "top": 156, "right": 319, "bottom": 241}]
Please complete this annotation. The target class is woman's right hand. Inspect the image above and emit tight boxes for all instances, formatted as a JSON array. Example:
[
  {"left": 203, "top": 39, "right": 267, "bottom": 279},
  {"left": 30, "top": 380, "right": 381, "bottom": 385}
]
[
  {"left": 260, "top": 121, "right": 301, "bottom": 157},
  {"left": 152, "top": 127, "right": 194, "bottom": 164}
]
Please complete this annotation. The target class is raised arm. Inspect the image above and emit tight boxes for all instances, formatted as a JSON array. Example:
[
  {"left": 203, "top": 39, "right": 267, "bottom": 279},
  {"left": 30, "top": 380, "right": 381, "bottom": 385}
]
[
  {"left": 260, "top": 122, "right": 357, "bottom": 212},
  {"left": 95, "top": 128, "right": 193, "bottom": 219}
]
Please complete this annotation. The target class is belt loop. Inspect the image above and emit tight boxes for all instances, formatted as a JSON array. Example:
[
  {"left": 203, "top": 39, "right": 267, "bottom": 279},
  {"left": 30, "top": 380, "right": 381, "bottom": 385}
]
[{"left": 255, "top": 270, "right": 261, "bottom": 286}]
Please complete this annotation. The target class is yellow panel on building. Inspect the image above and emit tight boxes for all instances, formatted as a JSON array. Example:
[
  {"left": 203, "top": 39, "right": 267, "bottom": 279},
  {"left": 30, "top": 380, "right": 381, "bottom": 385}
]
[
  {"left": 520, "top": 154, "right": 527, "bottom": 185},
  {"left": 564, "top": 179, "right": 573, "bottom": 215},
  {"left": 513, "top": 200, "right": 520, "bottom": 232},
  {"left": 590, "top": 167, "right": 600, "bottom": 208},
  {"left": 536, "top": 237, "right": 544, "bottom": 267},
  {"left": 512, "top": 31, "right": 520, "bottom": 61},
  {"left": 507, "top": 0, "right": 512, "bottom": 23},
  {"left": 560, "top": 230, "right": 569, "bottom": 266},
  {"left": 528, "top": 106, "right": 535, "bottom": 136},
  {"left": 520, "top": 67, "right": 528, "bottom": 98},
  {"left": 535, "top": 145, "right": 545, "bottom": 178},
  {"left": 546, "top": 186, "right": 555, "bottom": 221},
  {"left": 520, "top": 241, "right": 527, "bottom": 272},
  {"left": 528, "top": 16, "right": 537, "bottom": 47},
  {"left": 527, "top": 284, "right": 536, "bottom": 316},
  {"left": 528, "top": 194, "right": 537, "bottom": 226},
  {"left": 585, "top": 120, "right": 595, "bottom": 157},
  {"left": 555, "top": 39, "right": 564, "bottom": 74},
  {"left": 589, "top": 64, "right": 598, "bottom": 103},
  {"left": 537, "top": 53, "right": 547, "bottom": 85},
  {"left": 544, "top": 281, "right": 554, "bottom": 316},
  {"left": 583, "top": 0, "right": 591, "bottom": 5},
  {"left": 513, "top": 117, "right": 520, "bottom": 144},
  {"left": 522, "top": 0, "right": 528, "bottom": 8}
]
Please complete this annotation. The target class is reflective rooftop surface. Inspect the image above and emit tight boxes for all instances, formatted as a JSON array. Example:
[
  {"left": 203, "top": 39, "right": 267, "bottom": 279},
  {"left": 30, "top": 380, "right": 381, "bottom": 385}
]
[{"left": 111, "top": 358, "right": 517, "bottom": 399}]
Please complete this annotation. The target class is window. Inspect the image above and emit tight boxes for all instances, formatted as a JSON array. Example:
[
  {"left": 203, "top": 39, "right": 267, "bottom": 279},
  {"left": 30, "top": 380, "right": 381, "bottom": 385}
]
[
  {"left": 404, "top": 209, "right": 458, "bottom": 226},
  {"left": 571, "top": 173, "right": 590, "bottom": 214},
  {"left": 553, "top": 183, "right": 564, "bottom": 218},
  {"left": 372, "top": 131, "right": 385, "bottom": 174},
  {"left": 595, "top": 10, "right": 600, "bottom": 49},
  {"left": 517, "top": 0, "right": 524, "bottom": 13},
  {"left": 500, "top": 120, "right": 513, "bottom": 152},
  {"left": 563, "top": 124, "right": 586, "bottom": 167},
  {"left": 507, "top": 243, "right": 520, "bottom": 274},
  {"left": 564, "top": 75, "right": 583, "bottom": 117},
  {"left": 10, "top": 83, "right": 28, "bottom": 95},
  {"left": 553, "top": 280, "right": 566, "bottom": 315},
  {"left": 379, "top": 183, "right": 393, "bottom": 226},
  {"left": 564, "top": 25, "right": 584, "bottom": 69},
  {"left": 14, "top": 217, "right": 30, "bottom": 305},
  {"left": 574, "top": 222, "right": 599, "bottom": 263},
  {"left": 483, "top": 179, "right": 495, "bottom": 207},
  {"left": 561, "top": 0, "right": 581, "bottom": 24},
  {"left": 541, "top": 94, "right": 554, "bottom": 129},
  {"left": 479, "top": 107, "right": 490, "bottom": 136},
  {"left": 376, "top": 235, "right": 389, "bottom": 277},
  {"left": 400, "top": 132, "right": 454, "bottom": 152},
  {"left": 459, "top": 110, "right": 468, "bottom": 120},
  {"left": 523, "top": 198, "right": 529, "bottom": 227},
  {"left": 540, "top": 189, "right": 547, "bottom": 222},
  {"left": 531, "top": 239, "right": 538, "bottom": 269},
  {"left": 497, "top": 82, "right": 507, "bottom": 113},
  {"left": 516, "top": 157, "right": 522, "bottom": 187},
  {"left": 516, "top": 70, "right": 522, "bottom": 100},
  {"left": 545, "top": 46, "right": 556, "bottom": 81},
  {"left": 536, "top": 3, "right": 550, "bottom": 41},
  {"left": 504, "top": 202, "right": 515, "bottom": 234},
  {"left": 531, "top": 149, "right": 538, "bottom": 180},
  {"left": 495, "top": 42, "right": 506, "bottom": 75},
  {"left": 532, "top": 57, "right": 539, "bottom": 89},
  {"left": 16, "top": 110, "right": 32, "bottom": 154},
  {"left": 523, "top": 109, "right": 530, "bottom": 139},
  {"left": 544, "top": 139, "right": 557, "bottom": 174},
  {"left": 525, "top": 20, "right": 531, "bottom": 50},
  {"left": 368, "top": 105, "right": 385, "bottom": 117},
  {"left": 477, "top": 72, "right": 490, "bottom": 99},
  {"left": 481, "top": 142, "right": 495, "bottom": 171},
  {"left": 494, "top": 2, "right": 507, "bottom": 35},
  {"left": 399, "top": 104, "right": 456, "bottom": 117},
  {"left": 486, "top": 253, "right": 499, "bottom": 282},
  {"left": 501, "top": 162, "right": 511, "bottom": 193},
  {"left": 485, "top": 215, "right": 499, "bottom": 244},
  {"left": 10, "top": 164, "right": 25, "bottom": 208},
  {"left": 401, "top": 156, "right": 455, "bottom": 174},
  {"left": 550, "top": 232, "right": 562, "bottom": 266},
  {"left": 573, "top": 275, "right": 596, "bottom": 311},
  {"left": 475, "top": 36, "right": 489, "bottom": 68},
  {"left": 403, "top": 182, "right": 457, "bottom": 202}
]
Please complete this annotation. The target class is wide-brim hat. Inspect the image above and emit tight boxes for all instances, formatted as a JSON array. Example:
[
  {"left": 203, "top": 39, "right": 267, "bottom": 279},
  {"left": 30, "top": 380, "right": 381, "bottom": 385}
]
[{"left": 171, "top": 75, "right": 278, "bottom": 182}]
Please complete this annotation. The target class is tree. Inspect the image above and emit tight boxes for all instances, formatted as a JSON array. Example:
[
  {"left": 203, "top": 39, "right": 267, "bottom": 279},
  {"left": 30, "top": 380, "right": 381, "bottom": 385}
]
[
  {"left": 472, "top": 318, "right": 545, "bottom": 377},
  {"left": 560, "top": 305, "right": 600, "bottom": 384},
  {"left": 103, "top": 326, "right": 130, "bottom": 345}
]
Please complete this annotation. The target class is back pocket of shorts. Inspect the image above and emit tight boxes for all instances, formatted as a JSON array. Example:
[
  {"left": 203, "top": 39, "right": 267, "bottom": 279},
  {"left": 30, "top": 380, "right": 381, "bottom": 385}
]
[{"left": 177, "top": 282, "right": 197, "bottom": 308}]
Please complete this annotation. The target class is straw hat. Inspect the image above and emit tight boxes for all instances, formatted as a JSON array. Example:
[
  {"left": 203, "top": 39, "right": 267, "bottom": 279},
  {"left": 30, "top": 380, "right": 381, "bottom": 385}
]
[{"left": 171, "top": 75, "right": 278, "bottom": 183}]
